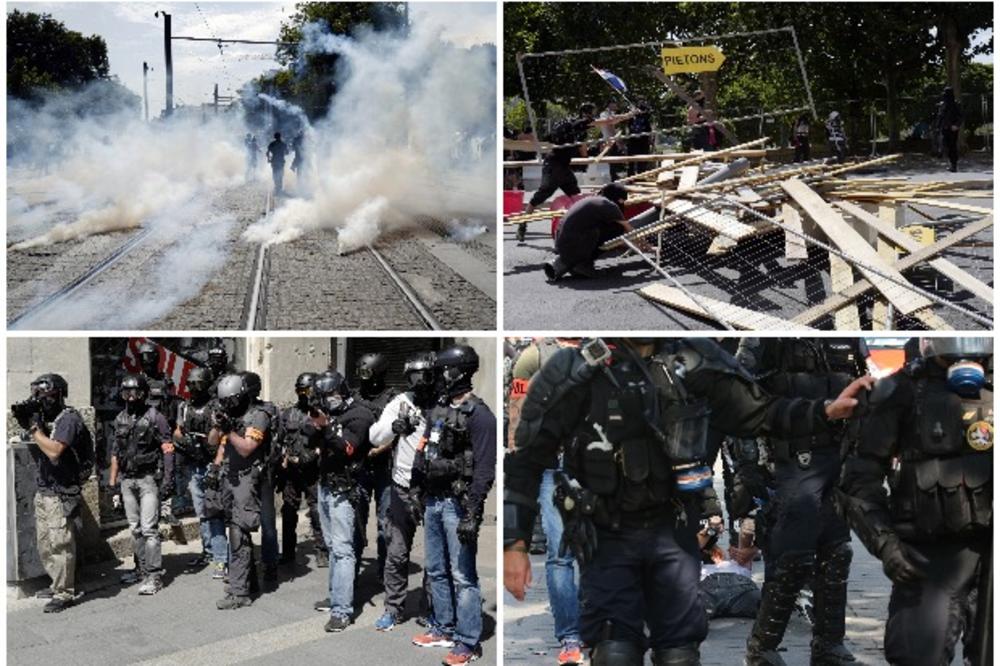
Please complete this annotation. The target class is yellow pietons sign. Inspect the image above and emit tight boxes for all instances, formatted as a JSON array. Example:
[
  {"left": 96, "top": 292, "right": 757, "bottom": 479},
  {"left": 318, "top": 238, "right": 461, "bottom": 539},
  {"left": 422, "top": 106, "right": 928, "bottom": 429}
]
[{"left": 661, "top": 46, "right": 726, "bottom": 74}]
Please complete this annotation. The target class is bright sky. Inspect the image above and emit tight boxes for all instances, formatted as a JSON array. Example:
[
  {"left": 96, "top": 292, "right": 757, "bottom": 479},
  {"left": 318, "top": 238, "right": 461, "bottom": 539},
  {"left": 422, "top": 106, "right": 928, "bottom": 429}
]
[{"left": 8, "top": 1, "right": 497, "bottom": 115}]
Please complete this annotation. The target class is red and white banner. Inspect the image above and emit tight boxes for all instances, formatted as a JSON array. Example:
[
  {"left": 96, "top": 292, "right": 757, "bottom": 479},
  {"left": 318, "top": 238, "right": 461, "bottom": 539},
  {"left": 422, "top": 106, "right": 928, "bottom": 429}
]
[{"left": 123, "top": 337, "right": 199, "bottom": 400}]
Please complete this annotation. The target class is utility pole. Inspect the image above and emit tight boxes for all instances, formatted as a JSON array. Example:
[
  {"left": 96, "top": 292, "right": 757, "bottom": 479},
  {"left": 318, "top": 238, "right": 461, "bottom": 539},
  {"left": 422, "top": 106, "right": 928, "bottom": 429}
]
[
  {"left": 214, "top": 83, "right": 219, "bottom": 114},
  {"left": 142, "top": 61, "right": 150, "bottom": 122},
  {"left": 155, "top": 11, "right": 173, "bottom": 117}
]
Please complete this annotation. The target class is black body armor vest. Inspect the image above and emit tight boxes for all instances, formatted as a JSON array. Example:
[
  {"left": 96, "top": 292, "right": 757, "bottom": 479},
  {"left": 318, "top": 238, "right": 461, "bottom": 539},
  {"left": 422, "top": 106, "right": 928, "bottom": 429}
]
[
  {"left": 115, "top": 407, "right": 162, "bottom": 476},
  {"left": 422, "top": 397, "right": 481, "bottom": 498}
]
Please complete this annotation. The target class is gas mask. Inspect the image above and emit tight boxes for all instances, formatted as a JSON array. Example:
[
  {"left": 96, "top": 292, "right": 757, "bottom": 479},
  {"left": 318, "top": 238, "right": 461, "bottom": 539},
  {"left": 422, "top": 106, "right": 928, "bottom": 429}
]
[{"left": 947, "top": 360, "right": 987, "bottom": 397}]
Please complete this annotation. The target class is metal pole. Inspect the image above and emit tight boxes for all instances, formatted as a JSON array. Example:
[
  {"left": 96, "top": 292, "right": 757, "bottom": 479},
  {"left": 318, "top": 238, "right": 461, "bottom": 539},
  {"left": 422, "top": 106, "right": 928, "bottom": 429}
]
[
  {"left": 214, "top": 83, "right": 219, "bottom": 114},
  {"left": 142, "top": 62, "right": 150, "bottom": 122},
  {"left": 156, "top": 11, "right": 173, "bottom": 117},
  {"left": 787, "top": 26, "right": 817, "bottom": 121}
]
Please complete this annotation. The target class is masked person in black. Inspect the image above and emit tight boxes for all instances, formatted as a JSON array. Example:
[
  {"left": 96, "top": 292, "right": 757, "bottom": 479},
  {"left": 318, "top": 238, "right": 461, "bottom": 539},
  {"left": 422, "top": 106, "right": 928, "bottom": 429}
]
[
  {"left": 206, "top": 345, "right": 232, "bottom": 395},
  {"left": 310, "top": 372, "right": 375, "bottom": 632},
  {"left": 241, "top": 371, "right": 281, "bottom": 584},
  {"left": 15, "top": 374, "right": 94, "bottom": 612},
  {"left": 208, "top": 374, "right": 272, "bottom": 610},
  {"left": 278, "top": 372, "right": 327, "bottom": 568},
  {"left": 839, "top": 337, "right": 992, "bottom": 666},
  {"left": 353, "top": 352, "right": 399, "bottom": 581},
  {"left": 370, "top": 352, "right": 436, "bottom": 632},
  {"left": 137, "top": 342, "right": 177, "bottom": 427},
  {"left": 174, "top": 366, "right": 228, "bottom": 578},
  {"left": 735, "top": 339, "right": 868, "bottom": 666},
  {"left": 109, "top": 374, "right": 175, "bottom": 596},
  {"left": 267, "top": 132, "right": 288, "bottom": 195},
  {"left": 504, "top": 338, "right": 872, "bottom": 666},
  {"left": 411, "top": 345, "right": 496, "bottom": 666},
  {"left": 544, "top": 183, "right": 645, "bottom": 282}
]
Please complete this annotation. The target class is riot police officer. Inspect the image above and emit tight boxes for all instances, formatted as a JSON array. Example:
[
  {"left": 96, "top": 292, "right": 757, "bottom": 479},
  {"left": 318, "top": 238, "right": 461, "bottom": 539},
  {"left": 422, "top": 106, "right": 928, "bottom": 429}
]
[
  {"left": 504, "top": 338, "right": 871, "bottom": 666},
  {"left": 411, "top": 344, "right": 496, "bottom": 665},
  {"left": 242, "top": 371, "right": 281, "bottom": 583},
  {"left": 208, "top": 374, "right": 272, "bottom": 610},
  {"left": 109, "top": 374, "right": 174, "bottom": 596},
  {"left": 207, "top": 345, "right": 232, "bottom": 394},
  {"left": 137, "top": 341, "right": 177, "bottom": 427},
  {"left": 173, "top": 366, "right": 228, "bottom": 577},
  {"left": 839, "top": 338, "right": 992, "bottom": 666},
  {"left": 278, "top": 372, "right": 327, "bottom": 568},
  {"left": 735, "top": 338, "right": 868, "bottom": 666},
  {"left": 15, "top": 374, "right": 94, "bottom": 612},
  {"left": 310, "top": 371, "right": 375, "bottom": 632},
  {"left": 353, "top": 352, "right": 399, "bottom": 580}
]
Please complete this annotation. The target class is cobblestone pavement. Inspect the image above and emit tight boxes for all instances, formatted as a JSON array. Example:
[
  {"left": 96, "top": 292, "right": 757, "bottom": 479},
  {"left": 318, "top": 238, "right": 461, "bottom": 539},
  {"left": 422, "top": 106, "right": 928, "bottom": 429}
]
[
  {"left": 501, "top": 471, "right": 968, "bottom": 666},
  {"left": 8, "top": 183, "right": 496, "bottom": 330},
  {"left": 8, "top": 506, "right": 497, "bottom": 666},
  {"left": 503, "top": 157, "right": 992, "bottom": 330}
]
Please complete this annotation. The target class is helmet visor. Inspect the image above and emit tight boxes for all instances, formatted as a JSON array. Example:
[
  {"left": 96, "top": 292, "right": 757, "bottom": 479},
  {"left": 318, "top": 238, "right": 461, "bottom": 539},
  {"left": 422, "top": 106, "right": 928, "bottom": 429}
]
[{"left": 120, "top": 387, "right": 145, "bottom": 402}]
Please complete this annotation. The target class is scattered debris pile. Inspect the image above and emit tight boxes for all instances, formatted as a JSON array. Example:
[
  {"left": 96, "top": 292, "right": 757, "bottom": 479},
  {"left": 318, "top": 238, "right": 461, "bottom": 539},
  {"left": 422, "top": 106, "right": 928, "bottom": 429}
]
[{"left": 504, "top": 139, "right": 993, "bottom": 330}]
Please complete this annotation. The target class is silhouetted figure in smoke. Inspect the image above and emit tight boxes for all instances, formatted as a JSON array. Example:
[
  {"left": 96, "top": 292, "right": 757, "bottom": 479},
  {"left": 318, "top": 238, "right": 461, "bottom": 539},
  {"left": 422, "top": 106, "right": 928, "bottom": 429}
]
[
  {"left": 244, "top": 133, "right": 259, "bottom": 181},
  {"left": 267, "top": 132, "right": 287, "bottom": 195},
  {"left": 291, "top": 134, "right": 305, "bottom": 180}
]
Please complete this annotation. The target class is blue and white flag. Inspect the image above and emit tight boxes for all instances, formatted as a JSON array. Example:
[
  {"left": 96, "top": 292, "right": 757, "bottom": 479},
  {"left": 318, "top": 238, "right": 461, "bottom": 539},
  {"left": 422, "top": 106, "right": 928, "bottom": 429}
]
[{"left": 592, "top": 66, "right": 628, "bottom": 93}]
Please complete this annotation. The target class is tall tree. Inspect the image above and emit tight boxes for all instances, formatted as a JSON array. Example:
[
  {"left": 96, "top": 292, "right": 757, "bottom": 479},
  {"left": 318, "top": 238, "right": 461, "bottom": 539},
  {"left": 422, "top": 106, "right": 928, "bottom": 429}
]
[{"left": 7, "top": 10, "right": 111, "bottom": 99}]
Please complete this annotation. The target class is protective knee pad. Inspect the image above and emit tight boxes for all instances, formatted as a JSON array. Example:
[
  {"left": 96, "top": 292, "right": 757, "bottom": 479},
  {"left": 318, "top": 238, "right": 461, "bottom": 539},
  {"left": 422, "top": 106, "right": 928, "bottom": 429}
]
[
  {"left": 651, "top": 643, "right": 701, "bottom": 666},
  {"left": 813, "top": 542, "right": 852, "bottom": 643},
  {"left": 749, "top": 550, "right": 815, "bottom": 652},
  {"left": 591, "top": 639, "right": 645, "bottom": 666}
]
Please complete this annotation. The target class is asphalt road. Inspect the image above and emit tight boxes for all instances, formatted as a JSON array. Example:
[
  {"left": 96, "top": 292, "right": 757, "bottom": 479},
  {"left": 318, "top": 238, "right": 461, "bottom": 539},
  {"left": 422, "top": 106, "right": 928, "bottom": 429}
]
[
  {"left": 7, "top": 507, "right": 498, "bottom": 666},
  {"left": 502, "top": 154, "right": 993, "bottom": 331}
]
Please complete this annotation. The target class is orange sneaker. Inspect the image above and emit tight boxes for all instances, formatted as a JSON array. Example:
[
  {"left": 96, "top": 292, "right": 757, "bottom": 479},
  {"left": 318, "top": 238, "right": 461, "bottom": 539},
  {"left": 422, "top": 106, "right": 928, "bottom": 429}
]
[
  {"left": 412, "top": 628, "right": 455, "bottom": 649},
  {"left": 558, "top": 639, "right": 584, "bottom": 665},
  {"left": 443, "top": 643, "right": 481, "bottom": 665}
]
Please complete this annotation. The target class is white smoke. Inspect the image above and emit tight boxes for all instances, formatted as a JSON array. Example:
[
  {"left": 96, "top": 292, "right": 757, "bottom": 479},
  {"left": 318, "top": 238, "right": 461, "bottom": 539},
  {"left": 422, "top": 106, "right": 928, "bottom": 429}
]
[{"left": 243, "top": 14, "right": 496, "bottom": 252}]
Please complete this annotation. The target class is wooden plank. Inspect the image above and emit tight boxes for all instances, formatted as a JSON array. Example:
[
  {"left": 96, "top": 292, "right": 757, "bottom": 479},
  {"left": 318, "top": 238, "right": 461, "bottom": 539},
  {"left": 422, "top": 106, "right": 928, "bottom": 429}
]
[
  {"left": 663, "top": 198, "right": 755, "bottom": 240},
  {"left": 656, "top": 159, "right": 676, "bottom": 188},
  {"left": 912, "top": 308, "right": 953, "bottom": 330},
  {"left": 829, "top": 252, "right": 862, "bottom": 329},
  {"left": 781, "top": 179, "right": 932, "bottom": 315},
  {"left": 782, "top": 204, "right": 808, "bottom": 262},
  {"left": 791, "top": 215, "right": 993, "bottom": 325},
  {"left": 737, "top": 186, "right": 763, "bottom": 203},
  {"left": 901, "top": 199, "right": 993, "bottom": 216},
  {"left": 870, "top": 203, "right": 901, "bottom": 330},
  {"left": 834, "top": 200, "right": 994, "bottom": 303},
  {"left": 639, "top": 284, "right": 816, "bottom": 330},
  {"left": 707, "top": 235, "right": 737, "bottom": 255},
  {"left": 677, "top": 166, "right": 700, "bottom": 191}
]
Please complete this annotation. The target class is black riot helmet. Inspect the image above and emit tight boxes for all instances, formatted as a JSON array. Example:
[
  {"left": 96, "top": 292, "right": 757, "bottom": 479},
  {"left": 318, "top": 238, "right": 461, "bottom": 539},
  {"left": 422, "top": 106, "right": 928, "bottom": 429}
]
[
  {"left": 920, "top": 337, "right": 993, "bottom": 396},
  {"left": 356, "top": 353, "right": 389, "bottom": 393},
  {"left": 138, "top": 341, "right": 160, "bottom": 376},
  {"left": 295, "top": 372, "right": 317, "bottom": 407},
  {"left": 216, "top": 374, "right": 249, "bottom": 416},
  {"left": 434, "top": 344, "right": 479, "bottom": 399},
  {"left": 242, "top": 371, "right": 263, "bottom": 400},
  {"left": 187, "top": 367, "right": 212, "bottom": 396},
  {"left": 31, "top": 373, "right": 68, "bottom": 418},
  {"left": 404, "top": 352, "right": 436, "bottom": 402},
  {"left": 119, "top": 374, "right": 149, "bottom": 413},
  {"left": 207, "top": 346, "right": 228, "bottom": 375},
  {"left": 312, "top": 371, "right": 350, "bottom": 416}
]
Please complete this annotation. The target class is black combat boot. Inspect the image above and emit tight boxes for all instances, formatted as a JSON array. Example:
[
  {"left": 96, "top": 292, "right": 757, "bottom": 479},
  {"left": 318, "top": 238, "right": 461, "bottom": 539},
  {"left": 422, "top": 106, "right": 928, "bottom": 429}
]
[
  {"left": 810, "top": 543, "right": 856, "bottom": 665},
  {"left": 745, "top": 551, "right": 815, "bottom": 666},
  {"left": 543, "top": 257, "right": 569, "bottom": 282},
  {"left": 590, "top": 640, "right": 645, "bottom": 666},
  {"left": 651, "top": 643, "right": 700, "bottom": 665}
]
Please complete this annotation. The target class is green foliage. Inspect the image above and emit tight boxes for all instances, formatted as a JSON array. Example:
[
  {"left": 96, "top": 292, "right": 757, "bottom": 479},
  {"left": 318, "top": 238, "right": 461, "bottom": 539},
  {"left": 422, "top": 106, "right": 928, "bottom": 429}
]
[{"left": 7, "top": 9, "right": 112, "bottom": 99}]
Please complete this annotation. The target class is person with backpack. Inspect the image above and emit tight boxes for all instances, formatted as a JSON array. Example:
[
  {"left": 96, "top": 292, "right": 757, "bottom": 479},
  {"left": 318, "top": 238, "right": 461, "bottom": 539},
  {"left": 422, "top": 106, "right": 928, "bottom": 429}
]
[
  {"left": 15, "top": 374, "right": 95, "bottom": 612},
  {"left": 518, "top": 103, "right": 635, "bottom": 243}
]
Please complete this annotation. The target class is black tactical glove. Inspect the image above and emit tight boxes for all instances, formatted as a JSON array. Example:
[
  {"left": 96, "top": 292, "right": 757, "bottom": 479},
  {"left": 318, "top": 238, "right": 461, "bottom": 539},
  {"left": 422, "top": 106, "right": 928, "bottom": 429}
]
[
  {"left": 554, "top": 473, "right": 599, "bottom": 565},
  {"left": 28, "top": 411, "right": 48, "bottom": 435},
  {"left": 391, "top": 417, "right": 417, "bottom": 436},
  {"left": 404, "top": 488, "right": 425, "bottom": 526},
  {"left": 212, "top": 411, "right": 233, "bottom": 434},
  {"left": 457, "top": 499, "right": 483, "bottom": 545},
  {"left": 879, "top": 535, "right": 929, "bottom": 584},
  {"left": 203, "top": 463, "right": 221, "bottom": 491}
]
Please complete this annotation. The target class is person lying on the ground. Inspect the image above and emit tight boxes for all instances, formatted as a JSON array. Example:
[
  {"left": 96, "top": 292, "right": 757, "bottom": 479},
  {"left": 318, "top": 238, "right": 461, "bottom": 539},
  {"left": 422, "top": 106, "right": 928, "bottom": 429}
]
[
  {"left": 697, "top": 518, "right": 762, "bottom": 620},
  {"left": 543, "top": 183, "right": 651, "bottom": 281}
]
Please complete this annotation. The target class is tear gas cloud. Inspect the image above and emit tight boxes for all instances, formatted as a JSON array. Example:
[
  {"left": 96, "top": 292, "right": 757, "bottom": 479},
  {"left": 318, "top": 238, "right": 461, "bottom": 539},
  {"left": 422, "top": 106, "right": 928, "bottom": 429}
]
[
  {"left": 7, "top": 86, "right": 246, "bottom": 248},
  {"left": 244, "top": 14, "right": 497, "bottom": 252}
]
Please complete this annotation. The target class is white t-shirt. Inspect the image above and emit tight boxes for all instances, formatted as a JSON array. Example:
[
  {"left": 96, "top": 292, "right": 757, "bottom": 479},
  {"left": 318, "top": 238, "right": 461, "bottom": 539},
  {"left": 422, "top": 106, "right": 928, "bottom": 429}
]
[
  {"left": 599, "top": 109, "right": 618, "bottom": 140},
  {"left": 700, "top": 559, "right": 753, "bottom": 581},
  {"left": 369, "top": 391, "right": 425, "bottom": 488}
]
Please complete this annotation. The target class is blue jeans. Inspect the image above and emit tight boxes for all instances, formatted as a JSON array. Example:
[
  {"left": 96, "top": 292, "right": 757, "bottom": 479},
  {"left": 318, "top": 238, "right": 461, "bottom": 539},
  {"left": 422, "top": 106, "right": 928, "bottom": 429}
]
[
  {"left": 260, "top": 474, "right": 278, "bottom": 566},
  {"left": 188, "top": 464, "right": 228, "bottom": 564},
  {"left": 318, "top": 484, "right": 356, "bottom": 618},
  {"left": 539, "top": 469, "right": 581, "bottom": 643},
  {"left": 424, "top": 495, "right": 482, "bottom": 648}
]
